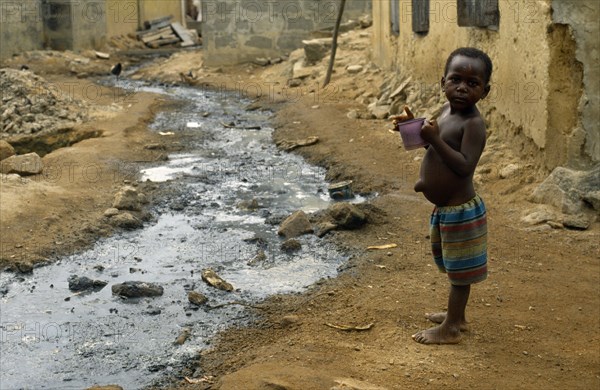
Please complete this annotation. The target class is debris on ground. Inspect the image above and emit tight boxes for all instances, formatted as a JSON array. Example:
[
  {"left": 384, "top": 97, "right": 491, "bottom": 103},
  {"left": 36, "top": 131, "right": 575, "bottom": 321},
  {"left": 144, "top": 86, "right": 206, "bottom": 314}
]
[
  {"left": 201, "top": 269, "right": 234, "bottom": 292},
  {"left": 136, "top": 15, "right": 200, "bottom": 49},
  {"left": 0, "top": 69, "right": 88, "bottom": 139}
]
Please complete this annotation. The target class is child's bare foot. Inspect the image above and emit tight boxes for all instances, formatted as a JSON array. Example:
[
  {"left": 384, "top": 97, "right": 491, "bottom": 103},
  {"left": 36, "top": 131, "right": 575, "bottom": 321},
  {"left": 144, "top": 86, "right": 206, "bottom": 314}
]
[
  {"left": 425, "top": 312, "right": 469, "bottom": 331},
  {"left": 412, "top": 324, "right": 462, "bottom": 344}
]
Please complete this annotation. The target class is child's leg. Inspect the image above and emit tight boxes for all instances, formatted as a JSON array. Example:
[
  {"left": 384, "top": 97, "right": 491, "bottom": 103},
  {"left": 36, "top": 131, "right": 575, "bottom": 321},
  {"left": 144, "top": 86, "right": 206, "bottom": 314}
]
[
  {"left": 425, "top": 285, "right": 469, "bottom": 331},
  {"left": 413, "top": 284, "right": 470, "bottom": 344}
]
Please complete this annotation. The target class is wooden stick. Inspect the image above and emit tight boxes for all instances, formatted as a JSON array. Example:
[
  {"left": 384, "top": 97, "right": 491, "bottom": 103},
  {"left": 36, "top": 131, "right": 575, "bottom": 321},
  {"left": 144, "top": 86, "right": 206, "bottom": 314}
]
[{"left": 323, "top": 0, "right": 346, "bottom": 87}]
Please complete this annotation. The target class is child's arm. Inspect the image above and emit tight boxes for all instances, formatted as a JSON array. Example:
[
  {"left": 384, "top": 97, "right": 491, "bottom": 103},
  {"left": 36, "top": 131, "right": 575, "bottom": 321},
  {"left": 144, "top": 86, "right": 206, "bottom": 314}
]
[{"left": 420, "top": 118, "right": 486, "bottom": 177}]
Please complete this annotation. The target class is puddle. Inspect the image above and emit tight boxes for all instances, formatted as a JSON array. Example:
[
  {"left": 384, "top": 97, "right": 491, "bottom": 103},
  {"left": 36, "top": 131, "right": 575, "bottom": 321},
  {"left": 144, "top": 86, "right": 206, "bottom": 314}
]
[{"left": 0, "top": 80, "right": 366, "bottom": 389}]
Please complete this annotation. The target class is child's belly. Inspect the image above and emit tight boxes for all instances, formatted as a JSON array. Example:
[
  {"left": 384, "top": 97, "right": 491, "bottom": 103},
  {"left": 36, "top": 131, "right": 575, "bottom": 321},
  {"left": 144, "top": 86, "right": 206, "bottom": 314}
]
[{"left": 414, "top": 150, "right": 473, "bottom": 206}]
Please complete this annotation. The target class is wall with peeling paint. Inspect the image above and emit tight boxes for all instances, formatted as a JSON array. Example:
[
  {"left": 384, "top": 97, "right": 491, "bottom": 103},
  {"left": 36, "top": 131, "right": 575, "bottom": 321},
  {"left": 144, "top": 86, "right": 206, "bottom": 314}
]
[{"left": 371, "top": 0, "right": 598, "bottom": 170}]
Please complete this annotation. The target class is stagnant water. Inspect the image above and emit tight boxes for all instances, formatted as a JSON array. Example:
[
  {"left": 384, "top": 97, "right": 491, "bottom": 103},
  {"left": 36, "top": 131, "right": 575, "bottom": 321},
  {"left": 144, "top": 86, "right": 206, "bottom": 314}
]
[{"left": 0, "top": 80, "right": 365, "bottom": 389}]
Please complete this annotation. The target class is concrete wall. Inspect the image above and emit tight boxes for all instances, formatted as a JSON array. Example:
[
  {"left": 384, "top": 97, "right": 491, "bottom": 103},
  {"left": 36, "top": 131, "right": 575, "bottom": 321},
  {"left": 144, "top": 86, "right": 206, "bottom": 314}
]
[
  {"left": 1, "top": 0, "right": 184, "bottom": 59},
  {"left": 202, "top": 0, "right": 371, "bottom": 66},
  {"left": 371, "top": 0, "right": 598, "bottom": 170},
  {"left": 43, "top": 0, "right": 108, "bottom": 51},
  {"left": 0, "top": 0, "right": 45, "bottom": 59},
  {"left": 106, "top": 0, "right": 184, "bottom": 37},
  {"left": 140, "top": 0, "right": 183, "bottom": 24}
]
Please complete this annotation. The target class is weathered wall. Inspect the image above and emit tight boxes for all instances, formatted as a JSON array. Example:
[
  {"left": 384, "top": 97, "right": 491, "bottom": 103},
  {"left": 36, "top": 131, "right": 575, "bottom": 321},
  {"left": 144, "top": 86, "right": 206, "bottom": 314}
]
[
  {"left": 106, "top": 0, "right": 184, "bottom": 37},
  {"left": 0, "top": 0, "right": 45, "bottom": 59},
  {"left": 552, "top": 0, "right": 599, "bottom": 166},
  {"left": 43, "top": 0, "right": 108, "bottom": 51},
  {"left": 1, "top": 0, "right": 184, "bottom": 59},
  {"left": 139, "top": 0, "right": 183, "bottom": 24},
  {"left": 202, "top": 0, "right": 371, "bottom": 66},
  {"left": 372, "top": 0, "right": 596, "bottom": 170},
  {"left": 106, "top": 0, "right": 141, "bottom": 37}
]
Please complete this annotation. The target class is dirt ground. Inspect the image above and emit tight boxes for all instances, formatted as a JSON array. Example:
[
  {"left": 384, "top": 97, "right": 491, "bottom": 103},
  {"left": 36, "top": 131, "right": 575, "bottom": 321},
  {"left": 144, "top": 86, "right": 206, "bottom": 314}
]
[{"left": 1, "top": 27, "right": 598, "bottom": 390}]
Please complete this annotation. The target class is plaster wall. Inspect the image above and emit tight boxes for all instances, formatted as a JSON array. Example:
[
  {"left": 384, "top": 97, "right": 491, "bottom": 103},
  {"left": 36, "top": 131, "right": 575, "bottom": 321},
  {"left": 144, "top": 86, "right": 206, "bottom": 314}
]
[
  {"left": 552, "top": 0, "right": 599, "bottom": 165},
  {"left": 106, "top": 0, "right": 141, "bottom": 36},
  {"left": 202, "top": 0, "right": 371, "bottom": 66},
  {"left": 372, "top": 0, "right": 595, "bottom": 170},
  {"left": 106, "top": 0, "right": 184, "bottom": 37}
]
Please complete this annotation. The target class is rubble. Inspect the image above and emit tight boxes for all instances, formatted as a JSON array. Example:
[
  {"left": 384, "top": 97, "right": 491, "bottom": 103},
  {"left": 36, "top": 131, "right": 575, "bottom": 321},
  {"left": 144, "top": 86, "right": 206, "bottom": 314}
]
[
  {"left": 135, "top": 16, "right": 200, "bottom": 49},
  {"left": 0, "top": 69, "right": 87, "bottom": 139}
]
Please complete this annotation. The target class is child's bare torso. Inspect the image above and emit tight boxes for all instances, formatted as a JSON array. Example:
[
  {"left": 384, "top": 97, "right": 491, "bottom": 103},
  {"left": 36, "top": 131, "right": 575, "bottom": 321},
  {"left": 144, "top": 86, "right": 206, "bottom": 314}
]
[{"left": 414, "top": 104, "right": 481, "bottom": 206}]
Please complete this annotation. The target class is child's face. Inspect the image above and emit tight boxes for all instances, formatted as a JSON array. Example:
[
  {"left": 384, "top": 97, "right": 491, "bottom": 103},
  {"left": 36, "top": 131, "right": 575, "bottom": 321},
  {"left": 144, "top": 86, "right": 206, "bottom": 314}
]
[{"left": 442, "top": 55, "right": 490, "bottom": 110}]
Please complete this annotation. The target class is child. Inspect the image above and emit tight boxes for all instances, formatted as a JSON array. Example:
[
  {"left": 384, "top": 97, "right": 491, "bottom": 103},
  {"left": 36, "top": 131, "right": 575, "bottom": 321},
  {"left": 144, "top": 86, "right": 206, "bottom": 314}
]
[{"left": 412, "top": 47, "right": 492, "bottom": 344}]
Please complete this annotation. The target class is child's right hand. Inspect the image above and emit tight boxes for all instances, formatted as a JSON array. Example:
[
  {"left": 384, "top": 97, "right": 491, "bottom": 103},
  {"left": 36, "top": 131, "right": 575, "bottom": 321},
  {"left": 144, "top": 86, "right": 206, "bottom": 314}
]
[{"left": 391, "top": 106, "right": 414, "bottom": 128}]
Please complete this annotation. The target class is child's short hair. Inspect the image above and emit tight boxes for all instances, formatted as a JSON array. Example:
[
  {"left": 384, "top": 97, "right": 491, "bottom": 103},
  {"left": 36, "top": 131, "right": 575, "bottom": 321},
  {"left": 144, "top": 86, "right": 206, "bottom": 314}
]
[{"left": 444, "top": 48, "right": 493, "bottom": 84}]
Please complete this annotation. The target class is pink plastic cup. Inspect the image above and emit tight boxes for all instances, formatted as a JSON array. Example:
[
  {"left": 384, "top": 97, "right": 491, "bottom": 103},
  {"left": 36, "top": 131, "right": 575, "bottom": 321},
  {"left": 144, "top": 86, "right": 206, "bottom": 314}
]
[{"left": 396, "top": 117, "right": 428, "bottom": 150}]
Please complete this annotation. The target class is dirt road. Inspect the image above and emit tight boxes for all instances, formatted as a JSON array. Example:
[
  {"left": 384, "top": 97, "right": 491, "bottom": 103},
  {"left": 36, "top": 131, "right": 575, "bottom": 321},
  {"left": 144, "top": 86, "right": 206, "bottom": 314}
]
[{"left": 1, "top": 32, "right": 598, "bottom": 390}]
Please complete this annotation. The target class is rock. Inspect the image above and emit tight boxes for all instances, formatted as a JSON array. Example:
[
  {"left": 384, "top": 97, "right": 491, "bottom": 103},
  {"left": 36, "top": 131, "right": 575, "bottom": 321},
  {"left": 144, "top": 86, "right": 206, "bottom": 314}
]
[
  {"left": 280, "top": 239, "right": 301, "bottom": 252},
  {"left": 201, "top": 269, "right": 234, "bottom": 292},
  {"left": 85, "top": 386, "right": 123, "bottom": 390},
  {"left": 331, "top": 377, "right": 388, "bottom": 390},
  {"left": 138, "top": 193, "right": 149, "bottom": 204},
  {"left": 112, "top": 185, "right": 141, "bottom": 211},
  {"left": 0, "top": 140, "right": 15, "bottom": 161},
  {"left": 390, "top": 76, "right": 412, "bottom": 99},
  {"left": 143, "top": 307, "right": 162, "bottom": 315},
  {"left": 0, "top": 153, "right": 43, "bottom": 175},
  {"left": 111, "top": 281, "right": 164, "bottom": 298},
  {"left": 109, "top": 212, "right": 143, "bottom": 230},
  {"left": 328, "top": 203, "right": 367, "bottom": 229},
  {"left": 288, "top": 78, "right": 302, "bottom": 87},
  {"left": 16, "top": 261, "right": 33, "bottom": 274},
  {"left": 520, "top": 206, "right": 558, "bottom": 226},
  {"left": 499, "top": 163, "right": 520, "bottom": 179},
  {"left": 359, "top": 14, "right": 373, "bottom": 28},
  {"left": 247, "top": 250, "right": 267, "bottom": 266},
  {"left": 347, "top": 110, "right": 359, "bottom": 119},
  {"left": 562, "top": 214, "right": 591, "bottom": 230},
  {"left": 280, "top": 315, "right": 301, "bottom": 327},
  {"left": 582, "top": 190, "right": 600, "bottom": 212},
  {"left": 547, "top": 220, "right": 564, "bottom": 229},
  {"left": 67, "top": 275, "right": 107, "bottom": 292},
  {"left": 144, "top": 143, "right": 165, "bottom": 150},
  {"left": 174, "top": 327, "right": 191, "bottom": 345},
  {"left": 238, "top": 198, "right": 260, "bottom": 210},
  {"left": 346, "top": 65, "right": 363, "bottom": 74},
  {"left": 368, "top": 105, "right": 391, "bottom": 119},
  {"left": 314, "top": 221, "right": 337, "bottom": 237},
  {"left": 302, "top": 38, "right": 332, "bottom": 64},
  {"left": 292, "top": 61, "right": 313, "bottom": 79},
  {"left": 188, "top": 290, "right": 208, "bottom": 306},
  {"left": 103, "top": 208, "right": 120, "bottom": 217},
  {"left": 253, "top": 57, "right": 269, "bottom": 66},
  {"left": 278, "top": 210, "right": 314, "bottom": 238},
  {"left": 529, "top": 166, "right": 600, "bottom": 214}
]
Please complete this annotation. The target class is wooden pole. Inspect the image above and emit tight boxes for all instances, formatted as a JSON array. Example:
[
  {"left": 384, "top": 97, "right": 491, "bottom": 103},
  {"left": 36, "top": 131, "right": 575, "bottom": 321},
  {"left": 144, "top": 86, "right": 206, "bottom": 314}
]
[{"left": 323, "top": 0, "right": 346, "bottom": 87}]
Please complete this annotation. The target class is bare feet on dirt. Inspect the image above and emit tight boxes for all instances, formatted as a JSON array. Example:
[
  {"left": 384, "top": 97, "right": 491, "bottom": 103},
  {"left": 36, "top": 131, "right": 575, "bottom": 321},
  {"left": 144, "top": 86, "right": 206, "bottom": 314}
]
[
  {"left": 426, "top": 312, "right": 469, "bottom": 331},
  {"left": 412, "top": 324, "right": 462, "bottom": 345}
]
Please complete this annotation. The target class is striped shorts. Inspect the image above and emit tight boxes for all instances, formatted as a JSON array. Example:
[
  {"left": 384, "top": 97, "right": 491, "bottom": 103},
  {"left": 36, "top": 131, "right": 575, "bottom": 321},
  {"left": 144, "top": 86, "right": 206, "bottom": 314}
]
[{"left": 430, "top": 195, "right": 488, "bottom": 286}]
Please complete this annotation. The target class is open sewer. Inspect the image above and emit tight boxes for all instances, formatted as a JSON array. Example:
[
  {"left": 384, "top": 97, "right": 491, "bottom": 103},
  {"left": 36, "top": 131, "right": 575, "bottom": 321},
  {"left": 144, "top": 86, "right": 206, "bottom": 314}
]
[{"left": 0, "top": 80, "right": 367, "bottom": 389}]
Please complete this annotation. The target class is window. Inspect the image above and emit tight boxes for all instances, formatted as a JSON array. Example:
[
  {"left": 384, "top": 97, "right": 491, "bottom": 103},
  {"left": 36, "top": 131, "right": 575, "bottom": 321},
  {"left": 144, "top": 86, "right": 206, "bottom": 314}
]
[
  {"left": 457, "top": 0, "right": 500, "bottom": 29},
  {"left": 412, "top": 0, "right": 429, "bottom": 34},
  {"left": 391, "top": 0, "right": 399, "bottom": 35}
]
